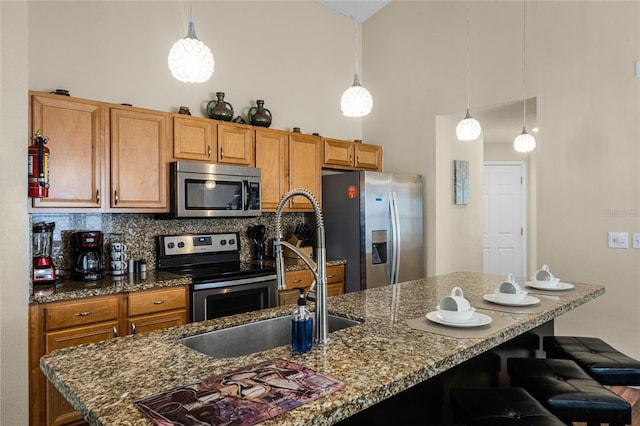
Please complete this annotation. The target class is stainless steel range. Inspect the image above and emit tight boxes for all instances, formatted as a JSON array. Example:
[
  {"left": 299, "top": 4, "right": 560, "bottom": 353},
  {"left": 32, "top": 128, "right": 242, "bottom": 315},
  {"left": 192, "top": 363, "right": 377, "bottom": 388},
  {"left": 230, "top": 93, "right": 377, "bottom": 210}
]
[{"left": 156, "top": 232, "right": 277, "bottom": 323}]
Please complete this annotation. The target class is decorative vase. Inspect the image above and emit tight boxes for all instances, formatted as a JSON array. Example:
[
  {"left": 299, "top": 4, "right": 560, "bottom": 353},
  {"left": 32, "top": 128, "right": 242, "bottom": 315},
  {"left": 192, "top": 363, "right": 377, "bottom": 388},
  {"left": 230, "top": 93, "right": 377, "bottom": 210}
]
[
  {"left": 206, "top": 92, "right": 234, "bottom": 121},
  {"left": 248, "top": 100, "right": 272, "bottom": 128},
  {"left": 178, "top": 106, "right": 191, "bottom": 115}
]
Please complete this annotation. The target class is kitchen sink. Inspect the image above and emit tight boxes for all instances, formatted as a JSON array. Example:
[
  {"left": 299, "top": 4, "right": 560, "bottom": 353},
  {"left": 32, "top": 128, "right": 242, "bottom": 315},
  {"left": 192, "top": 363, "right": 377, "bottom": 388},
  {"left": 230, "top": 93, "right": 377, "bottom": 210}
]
[{"left": 180, "top": 314, "right": 361, "bottom": 358}]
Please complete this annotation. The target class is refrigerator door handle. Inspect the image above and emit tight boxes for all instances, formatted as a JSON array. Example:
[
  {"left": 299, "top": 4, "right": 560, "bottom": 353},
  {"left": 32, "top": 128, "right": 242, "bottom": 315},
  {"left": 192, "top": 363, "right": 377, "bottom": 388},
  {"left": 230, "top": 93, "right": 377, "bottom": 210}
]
[{"left": 389, "top": 191, "right": 401, "bottom": 284}]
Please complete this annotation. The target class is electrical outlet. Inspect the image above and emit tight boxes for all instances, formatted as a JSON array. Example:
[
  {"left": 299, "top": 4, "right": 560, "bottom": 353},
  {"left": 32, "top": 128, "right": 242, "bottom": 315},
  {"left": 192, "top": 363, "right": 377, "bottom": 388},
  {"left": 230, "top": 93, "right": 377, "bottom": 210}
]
[
  {"left": 608, "top": 232, "right": 628, "bottom": 249},
  {"left": 633, "top": 233, "right": 640, "bottom": 249}
]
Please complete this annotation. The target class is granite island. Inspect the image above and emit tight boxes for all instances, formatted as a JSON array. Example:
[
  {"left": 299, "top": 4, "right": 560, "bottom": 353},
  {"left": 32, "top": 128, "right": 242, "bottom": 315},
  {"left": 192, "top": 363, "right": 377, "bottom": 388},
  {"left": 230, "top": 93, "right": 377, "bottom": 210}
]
[{"left": 40, "top": 272, "right": 604, "bottom": 425}]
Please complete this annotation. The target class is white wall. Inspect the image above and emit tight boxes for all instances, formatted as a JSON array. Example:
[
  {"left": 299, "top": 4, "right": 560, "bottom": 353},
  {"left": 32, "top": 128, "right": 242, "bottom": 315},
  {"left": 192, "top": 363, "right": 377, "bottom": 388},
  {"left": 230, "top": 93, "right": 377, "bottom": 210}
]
[
  {"left": 365, "top": 1, "right": 640, "bottom": 357},
  {"left": 0, "top": 2, "right": 30, "bottom": 423},
  {"left": 28, "top": 1, "right": 362, "bottom": 140}
]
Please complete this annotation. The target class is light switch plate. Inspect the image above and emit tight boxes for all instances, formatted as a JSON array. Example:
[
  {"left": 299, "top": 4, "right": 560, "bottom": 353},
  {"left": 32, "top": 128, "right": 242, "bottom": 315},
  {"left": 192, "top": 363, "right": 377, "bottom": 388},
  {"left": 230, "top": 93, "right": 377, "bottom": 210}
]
[
  {"left": 608, "top": 232, "right": 628, "bottom": 249},
  {"left": 633, "top": 233, "right": 640, "bottom": 249}
]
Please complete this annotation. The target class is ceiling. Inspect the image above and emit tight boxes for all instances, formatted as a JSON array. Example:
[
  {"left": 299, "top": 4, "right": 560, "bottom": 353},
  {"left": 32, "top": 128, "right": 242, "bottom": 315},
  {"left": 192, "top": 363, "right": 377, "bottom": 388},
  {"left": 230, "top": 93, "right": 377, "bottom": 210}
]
[
  {"left": 316, "top": 1, "right": 537, "bottom": 143},
  {"left": 314, "top": 0, "right": 392, "bottom": 22}
]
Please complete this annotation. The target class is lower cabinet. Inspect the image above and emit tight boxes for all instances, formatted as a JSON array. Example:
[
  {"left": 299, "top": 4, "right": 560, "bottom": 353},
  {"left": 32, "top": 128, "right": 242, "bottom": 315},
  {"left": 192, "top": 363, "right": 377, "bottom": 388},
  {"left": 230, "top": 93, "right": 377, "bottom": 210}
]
[
  {"left": 278, "top": 264, "right": 345, "bottom": 306},
  {"left": 29, "top": 286, "right": 188, "bottom": 426}
]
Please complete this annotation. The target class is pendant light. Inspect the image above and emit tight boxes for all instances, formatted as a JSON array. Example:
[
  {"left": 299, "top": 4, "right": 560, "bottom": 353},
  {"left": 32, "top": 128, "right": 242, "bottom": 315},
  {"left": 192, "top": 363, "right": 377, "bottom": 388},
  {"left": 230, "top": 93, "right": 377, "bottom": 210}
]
[
  {"left": 513, "top": 0, "right": 536, "bottom": 152},
  {"left": 340, "top": 1, "right": 373, "bottom": 117},
  {"left": 167, "top": 4, "right": 214, "bottom": 83},
  {"left": 456, "top": 4, "right": 482, "bottom": 141}
]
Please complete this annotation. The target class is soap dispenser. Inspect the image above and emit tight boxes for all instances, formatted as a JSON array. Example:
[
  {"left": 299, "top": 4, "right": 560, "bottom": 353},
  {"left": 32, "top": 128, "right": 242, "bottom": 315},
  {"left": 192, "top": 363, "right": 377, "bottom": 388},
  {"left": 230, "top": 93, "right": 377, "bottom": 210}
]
[{"left": 291, "top": 288, "right": 313, "bottom": 353}]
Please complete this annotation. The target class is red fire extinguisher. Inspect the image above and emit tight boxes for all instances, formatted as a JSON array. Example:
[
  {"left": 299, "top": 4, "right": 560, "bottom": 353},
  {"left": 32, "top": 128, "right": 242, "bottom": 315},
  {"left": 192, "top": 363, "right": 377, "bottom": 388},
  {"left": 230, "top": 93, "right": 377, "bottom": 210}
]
[{"left": 28, "top": 131, "right": 50, "bottom": 198}]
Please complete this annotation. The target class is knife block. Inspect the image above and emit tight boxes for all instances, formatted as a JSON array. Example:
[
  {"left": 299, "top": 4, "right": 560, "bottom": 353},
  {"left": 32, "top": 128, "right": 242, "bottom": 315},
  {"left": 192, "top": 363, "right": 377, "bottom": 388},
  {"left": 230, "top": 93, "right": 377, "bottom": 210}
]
[{"left": 283, "top": 236, "right": 313, "bottom": 264}]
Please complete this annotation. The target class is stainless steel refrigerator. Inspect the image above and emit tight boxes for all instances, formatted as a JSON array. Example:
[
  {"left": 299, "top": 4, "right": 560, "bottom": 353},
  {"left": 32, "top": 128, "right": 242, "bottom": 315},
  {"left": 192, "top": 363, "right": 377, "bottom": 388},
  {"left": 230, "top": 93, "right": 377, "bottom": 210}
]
[{"left": 322, "top": 171, "right": 424, "bottom": 293}]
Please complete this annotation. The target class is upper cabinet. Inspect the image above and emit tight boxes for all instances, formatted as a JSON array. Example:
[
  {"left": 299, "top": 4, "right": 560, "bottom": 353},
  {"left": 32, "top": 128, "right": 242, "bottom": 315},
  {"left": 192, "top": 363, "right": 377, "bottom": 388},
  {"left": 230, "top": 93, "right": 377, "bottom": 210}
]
[
  {"left": 217, "top": 122, "right": 254, "bottom": 166},
  {"left": 30, "top": 92, "right": 103, "bottom": 209},
  {"left": 172, "top": 114, "right": 216, "bottom": 161},
  {"left": 322, "top": 137, "right": 382, "bottom": 172},
  {"left": 29, "top": 92, "right": 170, "bottom": 213},
  {"left": 109, "top": 107, "right": 169, "bottom": 211},
  {"left": 288, "top": 133, "right": 322, "bottom": 211},
  {"left": 255, "top": 128, "right": 287, "bottom": 211}
]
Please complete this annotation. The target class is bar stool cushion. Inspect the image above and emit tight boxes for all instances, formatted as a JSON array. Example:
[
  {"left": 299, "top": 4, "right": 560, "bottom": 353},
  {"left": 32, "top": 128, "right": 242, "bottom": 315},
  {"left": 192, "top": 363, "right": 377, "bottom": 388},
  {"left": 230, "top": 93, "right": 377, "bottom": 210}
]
[
  {"left": 544, "top": 336, "right": 640, "bottom": 386},
  {"left": 507, "top": 358, "right": 631, "bottom": 425},
  {"left": 450, "top": 387, "right": 566, "bottom": 425}
]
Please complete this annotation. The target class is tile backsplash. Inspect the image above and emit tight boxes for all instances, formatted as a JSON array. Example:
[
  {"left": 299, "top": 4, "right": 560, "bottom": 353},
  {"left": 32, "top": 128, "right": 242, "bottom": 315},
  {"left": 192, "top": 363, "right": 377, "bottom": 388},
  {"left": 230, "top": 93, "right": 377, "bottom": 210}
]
[{"left": 31, "top": 212, "right": 307, "bottom": 277}]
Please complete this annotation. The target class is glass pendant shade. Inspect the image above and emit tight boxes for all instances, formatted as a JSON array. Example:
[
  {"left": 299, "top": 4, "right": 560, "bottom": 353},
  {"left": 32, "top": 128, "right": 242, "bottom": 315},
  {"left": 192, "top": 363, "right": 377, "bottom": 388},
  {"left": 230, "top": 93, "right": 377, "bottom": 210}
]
[
  {"left": 168, "top": 21, "right": 214, "bottom": 83},
  {"left": 456, "top": 109, "right": 482, "bottom": 141},
  {"left": 340, "top": 74, "right": 373, "bottom": 118},
  {"left": 513, "top": 126, "right": 536, "bottom": 152}
]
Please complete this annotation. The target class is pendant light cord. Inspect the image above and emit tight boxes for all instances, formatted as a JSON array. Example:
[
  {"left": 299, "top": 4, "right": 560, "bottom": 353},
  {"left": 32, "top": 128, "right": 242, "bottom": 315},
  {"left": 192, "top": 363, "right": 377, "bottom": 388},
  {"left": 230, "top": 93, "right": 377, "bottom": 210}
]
[
  {"left": 522, "top": 0, "right": 527, "bottom": 128},
  {"left": 354, "top": 0, "right": 359, "bottom": 74},
  {"left": 465, "top": 4, "right": 471, "bottom": 111}
]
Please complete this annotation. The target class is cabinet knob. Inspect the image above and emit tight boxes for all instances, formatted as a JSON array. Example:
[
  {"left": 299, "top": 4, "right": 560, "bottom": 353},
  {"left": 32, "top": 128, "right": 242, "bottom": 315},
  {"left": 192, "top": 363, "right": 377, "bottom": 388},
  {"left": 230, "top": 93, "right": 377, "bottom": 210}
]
[
  {"left": 73, "top": 311, "right": 94, "bottom": 317},
  {"left": 96, "top": 189, "right": 100, "bottom": 204},
  {"left": 220, "top": 148, "right": 225, "bottom": 159}
]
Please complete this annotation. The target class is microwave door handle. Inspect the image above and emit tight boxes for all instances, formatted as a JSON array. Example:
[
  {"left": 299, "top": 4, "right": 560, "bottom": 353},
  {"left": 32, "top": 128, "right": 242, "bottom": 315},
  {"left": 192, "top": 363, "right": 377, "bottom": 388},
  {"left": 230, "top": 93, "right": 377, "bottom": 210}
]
[{"left": 243, "top": 180, "right": 249, "bottom": 211}]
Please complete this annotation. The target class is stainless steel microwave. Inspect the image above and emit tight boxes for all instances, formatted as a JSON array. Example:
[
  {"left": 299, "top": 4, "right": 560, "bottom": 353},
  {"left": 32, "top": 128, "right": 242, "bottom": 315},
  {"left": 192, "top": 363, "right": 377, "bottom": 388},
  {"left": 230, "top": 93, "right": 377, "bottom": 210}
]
[{"left": 171, "top": 161, "right": 261, "bottom": 218}]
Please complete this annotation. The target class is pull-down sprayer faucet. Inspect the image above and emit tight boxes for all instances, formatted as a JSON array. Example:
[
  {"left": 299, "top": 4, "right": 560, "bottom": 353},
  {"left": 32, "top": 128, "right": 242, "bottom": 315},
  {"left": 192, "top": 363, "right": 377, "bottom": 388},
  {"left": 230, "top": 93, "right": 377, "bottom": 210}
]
[{"left": 273, "top": 188, "right": 328, "bottom": 344}]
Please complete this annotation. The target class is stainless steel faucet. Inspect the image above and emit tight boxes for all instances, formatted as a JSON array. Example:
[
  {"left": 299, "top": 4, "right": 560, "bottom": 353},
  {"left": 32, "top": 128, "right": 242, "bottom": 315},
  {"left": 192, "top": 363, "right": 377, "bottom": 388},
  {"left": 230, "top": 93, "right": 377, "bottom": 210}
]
[{"left": 274, "top": 188, "right": 328, "bottom": 344}]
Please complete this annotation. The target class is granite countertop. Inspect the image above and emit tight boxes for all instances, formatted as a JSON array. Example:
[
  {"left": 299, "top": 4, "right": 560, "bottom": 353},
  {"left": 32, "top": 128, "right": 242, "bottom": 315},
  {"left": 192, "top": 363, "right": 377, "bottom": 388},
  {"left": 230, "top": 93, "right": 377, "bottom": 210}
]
[
  {"left": 40, "top": 272, "right": 604, "bottom": 426},
  {"left": 29, "top": 259, "right": 347, "bottom": 304}
]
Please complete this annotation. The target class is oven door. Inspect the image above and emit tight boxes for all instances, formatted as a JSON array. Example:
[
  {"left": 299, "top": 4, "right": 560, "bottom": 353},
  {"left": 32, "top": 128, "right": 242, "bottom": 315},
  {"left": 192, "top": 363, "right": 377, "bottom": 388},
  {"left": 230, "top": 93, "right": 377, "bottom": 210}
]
[{"left": 190, "top": 275, "right": 278, "bottom": 322}]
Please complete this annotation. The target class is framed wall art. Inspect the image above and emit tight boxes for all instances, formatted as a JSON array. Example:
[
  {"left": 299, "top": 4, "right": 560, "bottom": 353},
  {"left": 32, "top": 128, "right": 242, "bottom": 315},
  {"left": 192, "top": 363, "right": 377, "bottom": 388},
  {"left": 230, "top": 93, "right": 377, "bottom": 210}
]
[{"left": 454, "top": 160, "right": 469, "bottom": 205}]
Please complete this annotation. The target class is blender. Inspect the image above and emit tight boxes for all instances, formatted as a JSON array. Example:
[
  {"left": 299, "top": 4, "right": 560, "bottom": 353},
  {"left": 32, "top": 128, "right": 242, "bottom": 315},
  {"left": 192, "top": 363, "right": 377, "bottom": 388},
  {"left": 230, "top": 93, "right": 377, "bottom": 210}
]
[{"left": 32, "top": 222, "right": 56, "bottom": 285}]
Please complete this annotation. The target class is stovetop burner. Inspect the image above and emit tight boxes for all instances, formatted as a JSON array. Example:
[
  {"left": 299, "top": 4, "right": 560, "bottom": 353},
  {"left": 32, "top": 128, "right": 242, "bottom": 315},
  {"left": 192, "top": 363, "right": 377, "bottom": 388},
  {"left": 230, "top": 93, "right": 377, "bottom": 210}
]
[{"left": 175, "top": 261, "right": 275, "bottom": 284}]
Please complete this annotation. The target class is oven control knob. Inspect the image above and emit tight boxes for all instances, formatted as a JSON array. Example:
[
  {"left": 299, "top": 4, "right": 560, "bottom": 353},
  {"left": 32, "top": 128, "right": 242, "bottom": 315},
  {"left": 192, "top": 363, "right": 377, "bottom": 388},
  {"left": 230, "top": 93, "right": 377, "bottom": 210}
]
[
  {"left": 229, "top": 239, "right": 235, "bottom": 245},
  {"left": 167, "top": 242, "right": 175, "bottom": 249},
  {"left": 220, "top": 240, "right": 227, "bottom": 246},
  {"left": 178, "top": 242, "right": 185, "bottom": 248}
]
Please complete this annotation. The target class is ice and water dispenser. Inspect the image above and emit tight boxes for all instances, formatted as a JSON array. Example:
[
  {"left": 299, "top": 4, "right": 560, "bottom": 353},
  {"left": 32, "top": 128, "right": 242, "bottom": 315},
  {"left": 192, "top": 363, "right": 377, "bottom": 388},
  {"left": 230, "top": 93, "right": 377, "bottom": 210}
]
[{"left": 371, "top": 230, "right": 387, "bottom": 265}]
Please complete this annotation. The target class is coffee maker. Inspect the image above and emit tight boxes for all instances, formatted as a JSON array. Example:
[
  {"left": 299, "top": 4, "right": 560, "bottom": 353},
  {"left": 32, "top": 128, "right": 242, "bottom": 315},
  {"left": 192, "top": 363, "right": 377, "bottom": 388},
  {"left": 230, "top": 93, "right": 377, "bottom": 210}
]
[
  {"left": 32, "top": 222, "right": 56, "bottom": 285},
  {"left": 72, "top": 231, "right": 103, "bottom": 280}
]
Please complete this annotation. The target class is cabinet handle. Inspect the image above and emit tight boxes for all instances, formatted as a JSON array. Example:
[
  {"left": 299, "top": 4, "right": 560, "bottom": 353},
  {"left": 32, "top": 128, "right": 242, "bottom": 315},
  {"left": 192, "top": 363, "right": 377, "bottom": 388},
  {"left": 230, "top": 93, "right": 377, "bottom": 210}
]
[
  {"left": 114, "top": 190, "right": 118, "bottom": 206},
  {"left": 207, "top": 146, "right": 211, "bottom": 158},
  {"left": 356, "top": 156, "right": 360, "bottom": 165},
  {"left": 327, "top": 274, "right": 336, "bottom": 278},
  {"left": 220, "top": 148, "right": 224, "bottom": 159},
  {"left": 96, "top": 189, "right": 100, "bottom": 204},
  {"left": 131, "top": 323, "right": 136, "bottom": 335},
  {"left": 113, "top": 326, "right": 118, "bottom": 337},
  {"left": 348, "top": 155, "right": 352, "bottom": 164},
  {"left": 152, "top": 300, "right": 165, "bottom": 305},
  {"left": 73, "top": 311, "right": 94, "bottom": 317},
  {"left": 292, "top": 279, "right": 302, "bottom": 283}
]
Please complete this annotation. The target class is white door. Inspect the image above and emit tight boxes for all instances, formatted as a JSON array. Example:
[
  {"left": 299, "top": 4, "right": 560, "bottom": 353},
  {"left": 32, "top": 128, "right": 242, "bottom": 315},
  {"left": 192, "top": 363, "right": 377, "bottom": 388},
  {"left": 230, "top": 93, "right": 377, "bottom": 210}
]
[{"left": 483, "top": 162, "right": 527, "bottom": 280}]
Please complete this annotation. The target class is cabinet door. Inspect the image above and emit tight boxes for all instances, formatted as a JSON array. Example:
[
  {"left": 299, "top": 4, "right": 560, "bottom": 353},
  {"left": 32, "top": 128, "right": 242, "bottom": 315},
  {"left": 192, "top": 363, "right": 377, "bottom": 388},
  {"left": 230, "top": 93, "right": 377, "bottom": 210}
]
[
  {"left": 127, "top": 310, "right": 187, "bottom": 335},
  {"left": 323, "top": 138, "right": 354, "bottom": 169},
  {"left": 217, "top": 123, "right": 254, "bottom": 166},
  {"left": 110, "top": 108, "right": 169, "bottom": 210},
  {"left": 30, "top": 92, "right": 103, "bottom": 209},
  {"left": 355, "top": 143, "right": 382, "bottom": 171},
  {"left": 288, "top": 133, "right": 322, "bottom": 211},
  {"left": 45, "top": 321, "right": 118, "bottom": 426},
  {"left": 172, "top": 115, "right": 216, "bottom": 161},
  {"left": 255, "top": 129, "right": 287, "bottom": 211}
]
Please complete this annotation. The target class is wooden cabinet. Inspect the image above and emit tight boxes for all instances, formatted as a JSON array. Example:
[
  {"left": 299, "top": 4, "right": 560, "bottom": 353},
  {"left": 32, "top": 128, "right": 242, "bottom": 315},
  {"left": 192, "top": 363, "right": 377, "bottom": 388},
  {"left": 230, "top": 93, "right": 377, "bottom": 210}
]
[
  {"left": 287, "top": 133, "right": 322, "bottom": 211},
  {"left": 217, "top": 122, "right": 254, "bottom": 166},
  {"left": 278, "top": 265, "right": 345, "bottom": 306},
  {"left": 29, "top": 92, "right": 103, "bottom": 209},
  {"left": 29, "top": 286, "right": 188, "bottom": 425},
  {"left": 322, "top": 137, "right": 382, "bottom": 172},
  {"left": 30, "top": 295, "right": 120, "bottom": 426},
  {"left": 109, "top": 107, "right": 169, "bottom": 211},
  {"left": 172, "top": 115, "right": 216, "bottom": 161},
  {"left": 255, "top": 128, "right": 287, "bottom": 211},
  {"left": 125, "top": 286, "right": 188, "bottom": 335}
]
